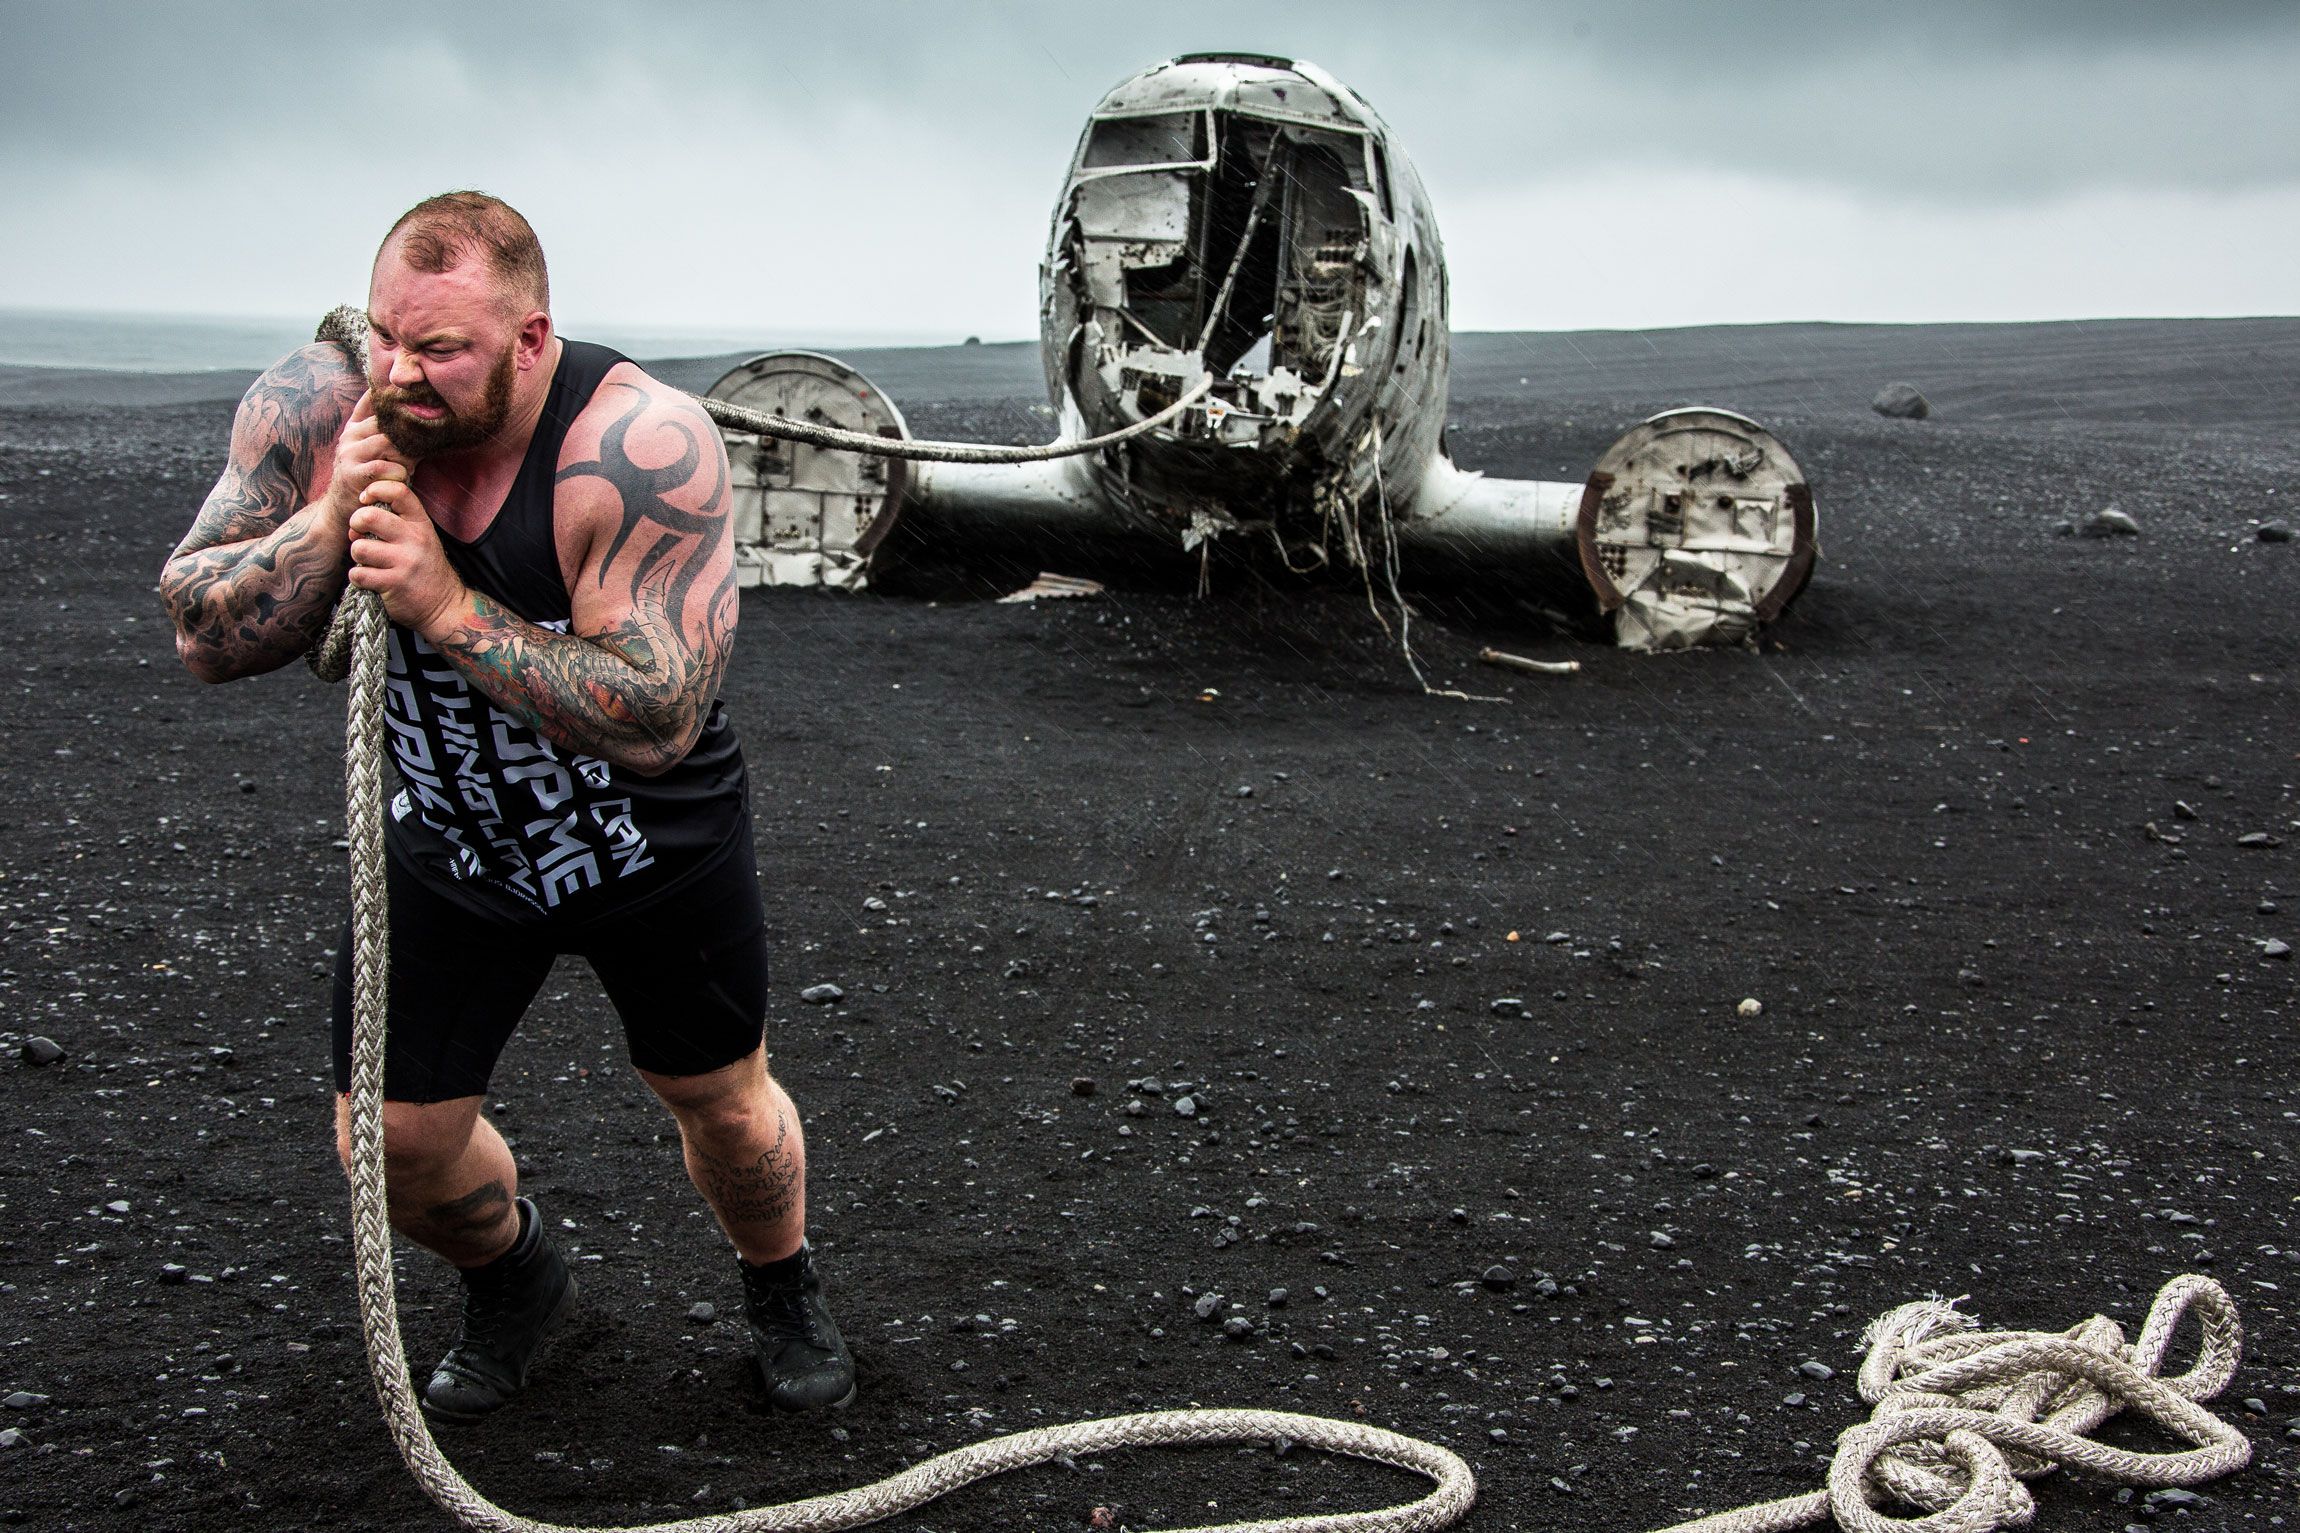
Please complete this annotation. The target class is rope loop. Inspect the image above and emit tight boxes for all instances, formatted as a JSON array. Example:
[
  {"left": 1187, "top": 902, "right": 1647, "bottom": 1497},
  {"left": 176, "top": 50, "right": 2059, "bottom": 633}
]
[{"left": 1659, "top": 1278, "right": 2250, "bottom": 1533}]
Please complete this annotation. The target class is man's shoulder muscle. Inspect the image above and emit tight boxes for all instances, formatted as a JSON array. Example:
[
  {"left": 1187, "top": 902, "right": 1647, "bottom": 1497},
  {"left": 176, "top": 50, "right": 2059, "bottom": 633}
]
[
  {"left": 551, "top": 364, "right": 731, "bottom": 562},
  {"left": 217, "top": 344, "right": 365, "bottom": 528}
]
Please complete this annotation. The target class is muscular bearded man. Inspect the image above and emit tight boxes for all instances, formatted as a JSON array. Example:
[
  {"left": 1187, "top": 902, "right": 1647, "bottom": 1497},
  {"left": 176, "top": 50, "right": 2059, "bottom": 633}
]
[{"left": 159, "top": 190, "right": 853, "bottom": 1422}]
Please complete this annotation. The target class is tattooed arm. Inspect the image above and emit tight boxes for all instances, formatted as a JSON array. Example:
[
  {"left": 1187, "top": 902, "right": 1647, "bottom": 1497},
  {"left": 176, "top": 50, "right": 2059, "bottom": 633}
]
[
  {"left": 349, "top": 373, "right": 736, "bottom": 776},
  {"left": 158, "top": 344, "right": 382, "bottom": 681}
]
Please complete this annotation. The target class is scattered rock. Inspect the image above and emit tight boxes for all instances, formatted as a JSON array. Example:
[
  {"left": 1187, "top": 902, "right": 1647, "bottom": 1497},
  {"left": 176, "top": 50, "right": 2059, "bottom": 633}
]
[
  {"left": 0, "top": 1427, "right": 25, "bottom": 1448},
  {"left": 2258, "top": 521, "right": 2294, "bottom": 543},
  {"left": 1070, "top": 1077, "right": 1096, "bottom": 1097},
  {"left": 159, "top": 1262, "right": 188, "bottom": 1284},
  {"left": 1482, "top": 1264, "right": 1517, "bottom": 1291},
  {"left": 1489, "top": 997, "right": 1526, "bottom": 1017},
  {"left": 1871, "top": 383, "right": 1930, "bottom": 419},
  {"left": 1192, "top": 1292, "right": 1225, "bottom": 1321},
  {"left": 1, "top": 1393, "right": 47, "bottom": 1411},
  {"left": 1736, "top": 997, "right": 1762, "bottom": 1017},
  {"left": 2079, "top": 507, "right": 2140, "bottom": 537},
  {"left": 2172, "top": 800, "right": 2198, "bottom": 821},
  {"left": 1221, "top": 1316, "right": 1256, "bottom": 1341},
  {"left": 19, "top": 1036, "right": 64, "bottom": 1067},
  {"left": 1649, "top": 1232, "right": 1675, "bottom": 1250},
  {"left": 1267, "top": 1287, "right": 1288, "bottom": 1307},
  {"left": 2145, "top": 1488, "right": 2211, "bottom": 1512},
  {"left": 687, "top": 1302, "right": 716, "bottom": 1324},
  {"left": 1799, "top": 1360, "right": 1836, "bottom": 1382},
  {"left": 798, "top": 983, "right": 844, "bottom": 1004},
  {"left": 1173, "top": 1095, "right": 1197, "bottom": 1118},
  {"left": 2238, "top": 832, "right": 2282, "bottom": 849},
  {"left": 2263, "top": 939, "right": 2292, "bottom": 961}
]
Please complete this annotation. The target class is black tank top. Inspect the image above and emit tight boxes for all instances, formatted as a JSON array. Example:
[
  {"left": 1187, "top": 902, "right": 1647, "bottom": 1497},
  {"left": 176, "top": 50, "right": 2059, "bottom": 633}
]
[{"left": 380, "top": 340, "right": 747, "bottom": 919}]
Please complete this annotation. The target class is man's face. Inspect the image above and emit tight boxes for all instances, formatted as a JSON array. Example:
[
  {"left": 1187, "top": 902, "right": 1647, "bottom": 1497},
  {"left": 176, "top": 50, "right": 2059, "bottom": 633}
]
[{"left": 366, "top": 253, "right": 525, "bottom": 458}]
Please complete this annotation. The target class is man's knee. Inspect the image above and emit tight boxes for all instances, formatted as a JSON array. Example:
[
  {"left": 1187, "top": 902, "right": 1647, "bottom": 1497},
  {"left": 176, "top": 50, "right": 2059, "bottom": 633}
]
[
  {"left": 645, "top": 1049, "right": 777, "bottom": 1141},
  {"left": 334, "top": 1095, "right": 483, "bottom": 1182}
]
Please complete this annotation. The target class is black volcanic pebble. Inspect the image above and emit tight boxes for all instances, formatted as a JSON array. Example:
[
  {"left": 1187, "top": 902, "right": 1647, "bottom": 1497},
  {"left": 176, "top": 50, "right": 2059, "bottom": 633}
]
[
  {"left": 1481, "top": 1265, "right": 1516, "bottom": 1291},
  {"left": 20, "top": 1037, "right": 64, "bottom": 1067},
  {"left": 687, "top": 1302, "right": 716, "bottom": 1324},
  {"left": 2258, "top": 521, "right": 2294, "bottom": 543},
  {"left": 2146, "top": 1489, "right": 2210, "bottom": 1512},
  {"left": 159, "top": 1263, "right": 189, "bottom": 1285}
]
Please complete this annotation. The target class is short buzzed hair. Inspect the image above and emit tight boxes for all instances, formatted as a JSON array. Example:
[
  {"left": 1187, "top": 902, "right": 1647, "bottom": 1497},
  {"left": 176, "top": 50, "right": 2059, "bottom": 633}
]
[{"left": 378, "top": 190, "right": 550, "bottom": 314}]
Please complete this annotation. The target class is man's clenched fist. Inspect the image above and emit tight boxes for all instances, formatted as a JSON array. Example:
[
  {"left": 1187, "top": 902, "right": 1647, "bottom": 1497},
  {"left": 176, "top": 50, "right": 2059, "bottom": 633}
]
[
  {"left": 326, "top": 392, "right": 414, "bottom": 530},
  {"left": 347, "top": 479, "right": 469, "bottom": 640}
]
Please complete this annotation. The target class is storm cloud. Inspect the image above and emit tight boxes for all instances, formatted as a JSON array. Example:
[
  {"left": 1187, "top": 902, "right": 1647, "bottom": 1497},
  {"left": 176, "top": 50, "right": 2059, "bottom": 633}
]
[{"left": 3, "top": 0, "right": 2294, "bottom": 335}]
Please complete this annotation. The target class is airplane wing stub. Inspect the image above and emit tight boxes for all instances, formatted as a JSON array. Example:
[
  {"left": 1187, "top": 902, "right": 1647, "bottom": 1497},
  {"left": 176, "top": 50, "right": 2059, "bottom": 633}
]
[{"left": 1574, "top": 408, "right": 1818, "bottom": 651}]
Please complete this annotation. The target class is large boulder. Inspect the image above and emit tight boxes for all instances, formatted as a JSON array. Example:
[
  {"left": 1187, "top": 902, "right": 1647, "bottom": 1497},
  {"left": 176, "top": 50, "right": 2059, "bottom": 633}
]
[{"left": 1871, "top": 382, "right": 1930, "bottom": 419}]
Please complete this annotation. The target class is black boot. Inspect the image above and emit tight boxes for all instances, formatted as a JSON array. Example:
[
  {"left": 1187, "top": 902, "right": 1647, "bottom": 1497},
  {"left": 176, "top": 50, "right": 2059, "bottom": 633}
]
[
  {"left": 421, "top": 1196, "right": 576, "bottom": 1425},
  {"left": 741, "top": 1241, "right": 856, "bottom": 1412}
]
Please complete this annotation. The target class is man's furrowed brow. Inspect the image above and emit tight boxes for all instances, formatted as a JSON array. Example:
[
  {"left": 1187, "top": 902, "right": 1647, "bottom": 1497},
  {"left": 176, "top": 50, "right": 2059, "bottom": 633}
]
[{"left": 365, "top": 312, "right": 475, "bottom": 348}]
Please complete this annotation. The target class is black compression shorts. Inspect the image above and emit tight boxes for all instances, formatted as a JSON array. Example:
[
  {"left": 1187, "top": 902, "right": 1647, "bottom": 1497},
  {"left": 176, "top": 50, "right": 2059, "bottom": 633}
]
[{"left": 330, "top": 821, "right": 769, "bottom": 1103}]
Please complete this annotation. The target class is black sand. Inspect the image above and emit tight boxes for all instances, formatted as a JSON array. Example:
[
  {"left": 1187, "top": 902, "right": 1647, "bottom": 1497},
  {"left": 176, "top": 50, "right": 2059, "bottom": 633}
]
[{"left": 1, "top": 319, "right": 2296, "bottom": 1530}]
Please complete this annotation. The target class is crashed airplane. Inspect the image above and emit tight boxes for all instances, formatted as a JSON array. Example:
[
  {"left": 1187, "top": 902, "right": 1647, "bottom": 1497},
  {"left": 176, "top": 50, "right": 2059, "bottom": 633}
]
[{"left": 707, "top": 52, "right": 1816, "bottom": 650}]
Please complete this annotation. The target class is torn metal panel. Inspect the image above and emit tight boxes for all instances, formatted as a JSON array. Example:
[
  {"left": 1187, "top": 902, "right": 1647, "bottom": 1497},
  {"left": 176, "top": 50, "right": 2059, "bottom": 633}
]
[
  {"left": 707, "top": 352, "right": 908, "bottom": 590},
  {"left": 996, "top": 573, "right": 1106, "bottom": 604}
]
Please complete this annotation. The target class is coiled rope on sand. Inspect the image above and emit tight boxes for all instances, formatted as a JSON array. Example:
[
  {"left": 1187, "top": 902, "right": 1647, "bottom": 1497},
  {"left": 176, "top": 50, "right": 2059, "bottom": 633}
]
[{"left": 306, "top": 312, "right": 2250, "bottom": 1533}]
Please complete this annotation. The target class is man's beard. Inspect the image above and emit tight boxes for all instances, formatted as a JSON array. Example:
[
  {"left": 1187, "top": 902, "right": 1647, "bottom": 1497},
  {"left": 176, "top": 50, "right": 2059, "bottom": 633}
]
[{"left": 373, "top": 342, "right": 516, "bottom": 458}]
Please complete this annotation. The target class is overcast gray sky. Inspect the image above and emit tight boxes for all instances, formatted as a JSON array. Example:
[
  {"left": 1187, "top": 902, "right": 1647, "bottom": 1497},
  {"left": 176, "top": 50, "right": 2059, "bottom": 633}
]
[{"left": 3, "top": 0, "right": 2294, "bottom": 339}]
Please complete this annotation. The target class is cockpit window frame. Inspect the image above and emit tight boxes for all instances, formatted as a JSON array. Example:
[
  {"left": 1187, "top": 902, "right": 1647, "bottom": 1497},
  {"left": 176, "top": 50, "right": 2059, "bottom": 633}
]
[{"left": 1073, "top": 108, "right": 1217, "bottom": 180}]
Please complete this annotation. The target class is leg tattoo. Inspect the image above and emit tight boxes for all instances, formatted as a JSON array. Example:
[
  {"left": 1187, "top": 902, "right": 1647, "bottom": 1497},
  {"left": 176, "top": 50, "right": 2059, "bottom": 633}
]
[
  {"left": 692, "top": 1109, "right": 801, "bottom": 1232},
  {"left": 416, "top": 1179, "right": 517, "bottom": 1255}
]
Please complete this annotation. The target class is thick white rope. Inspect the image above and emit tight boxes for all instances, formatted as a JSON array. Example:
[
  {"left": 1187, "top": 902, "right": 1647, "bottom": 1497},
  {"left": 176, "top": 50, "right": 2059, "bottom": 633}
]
[
  {"left": 1650, "top": 1276, "right": 2252, "bottom": 1533},
  {"left": 314, "top": 303, "right": 1210, "bottom": 466},
  {"left": 698, "top": 378, "right": 1210, "bottom": 462}
]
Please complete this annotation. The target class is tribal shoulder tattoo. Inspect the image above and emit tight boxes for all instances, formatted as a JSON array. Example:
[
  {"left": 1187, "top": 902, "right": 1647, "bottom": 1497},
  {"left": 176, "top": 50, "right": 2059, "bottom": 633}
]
[
  {"left": 430, "top": 380, "right": 737, "bottom": 776},
  {"left": 160, "top": 344, "right": 365, "bottom": 680}
]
